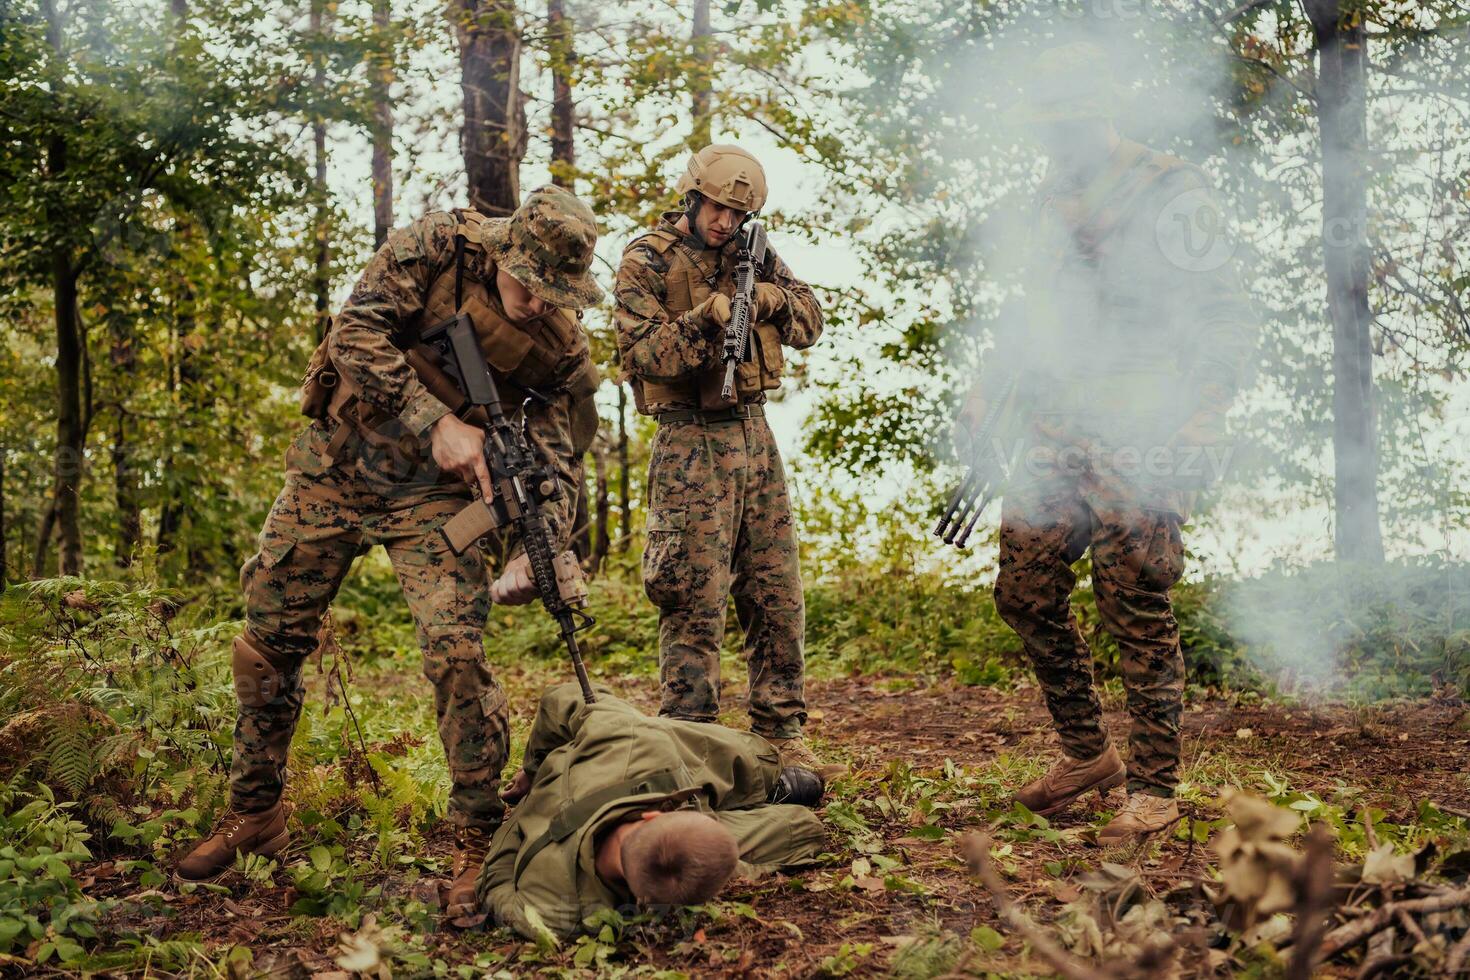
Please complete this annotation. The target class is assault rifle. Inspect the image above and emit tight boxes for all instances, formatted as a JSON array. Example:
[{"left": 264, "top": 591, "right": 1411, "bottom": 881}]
[
  {"left": 719, "top": 221, "right": 769, "bottom": 403},
  {"left": 934, "top": 374, "right": 1020, "bottom": 549},
  {"left": 424, "top": 312, "right": 597, "bottom": 704}
]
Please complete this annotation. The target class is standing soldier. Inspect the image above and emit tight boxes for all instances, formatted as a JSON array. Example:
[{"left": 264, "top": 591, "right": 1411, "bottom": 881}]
[
  {"left": 614, "top": 144, "right": 839, "bottom": 778},
  {"left": 175, "top": 186, "right": 604, "bottom": 917},
  {"left": 955, "top": 44, "right": 1256, "bottom": 842}
]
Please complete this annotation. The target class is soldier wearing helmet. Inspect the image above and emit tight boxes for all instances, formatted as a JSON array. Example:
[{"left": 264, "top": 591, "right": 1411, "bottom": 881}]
[
  {"left": 176, "top": 186, "right": 605, "bottom": 917},
  {"left": 614, "top": 144, "right": 841, "bottom": 780},
  {"left": 956, "top": 42, "right": 1256, "bottom": 842}
]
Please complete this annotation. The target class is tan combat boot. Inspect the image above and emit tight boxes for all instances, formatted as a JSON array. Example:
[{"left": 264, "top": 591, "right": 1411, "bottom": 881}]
[
  {"left": 768, "top": 736, "right": 847, "bottom": 783},
  {"left": 443, "top": 827, "right": 492, "bottom": 918},
  {"left": 1098, "top": 792, "right": 1180, "bottom": 845},
  {"left": 1015, "top": 744, "right": 1125, "bottom": 816},
  {"left": 175, "top": 802, "right": 290, "bottom": 883}
]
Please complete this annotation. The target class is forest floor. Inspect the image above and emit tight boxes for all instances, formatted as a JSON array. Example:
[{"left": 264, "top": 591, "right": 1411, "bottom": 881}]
[{"left": 61, "top": 660, "right": 1470, "bottom": 979}]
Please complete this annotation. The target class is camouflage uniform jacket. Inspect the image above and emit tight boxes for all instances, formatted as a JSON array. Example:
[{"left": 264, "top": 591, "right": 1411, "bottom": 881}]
[
  {"left": 613, "top": 212, "right": 823, "bottom": 411},
  {"left": 986, "top": 140, "right": 1256, "bottom": 448},
  {"left": 474, "top": 683, "right": 827, "bottom": 941},
  {"left": 326, "top": 210, "right": 592, "bottom": 549}
]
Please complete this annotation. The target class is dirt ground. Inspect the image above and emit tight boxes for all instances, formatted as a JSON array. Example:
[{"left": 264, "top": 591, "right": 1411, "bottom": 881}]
[{"left": 74, "top": 674, "right": 1470, "bottom": 978}]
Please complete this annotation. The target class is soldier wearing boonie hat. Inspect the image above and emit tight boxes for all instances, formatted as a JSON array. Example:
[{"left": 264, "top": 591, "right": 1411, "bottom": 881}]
[{"left": 176, "top": 185, "right": 606, "bottom": 919}]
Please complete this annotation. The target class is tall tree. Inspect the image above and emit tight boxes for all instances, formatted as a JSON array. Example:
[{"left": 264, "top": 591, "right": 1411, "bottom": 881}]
[
  {"left": 547, "top": 0, "right": 574, "bottom": 186},
  {"left": 1305, "top": 0, "right": 1383, "bottom": 562},
  {"left": 310, "top": 0, "right": 333, "bottom": 343},
  {"left": 370, "top": 0, "right": 394, "bottom": 249},
  {"left": 40, "top": 0, "right": 84, "bottom": 575},
  {"left": 455, "top": 0, "right": 524, "bottom": 214},
  {"left": 690, "top": 0, "right": 713, "bottom": 145}
]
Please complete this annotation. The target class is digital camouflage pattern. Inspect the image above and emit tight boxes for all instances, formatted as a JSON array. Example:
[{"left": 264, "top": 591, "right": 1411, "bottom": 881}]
[
  {"left": 232, "top": 198, "right": 599, "bottom": 831},
  {"left": 642, "top": 417, "right": 805, "bottom": 737},
  {"left": 994, "top": 461, "right": 1185, "bottom": 795},
  {"left": 615, "top": 212, "right": 822, "bottom": 401},
  {"left": 234, "top": 420, "right": 509, "bottom": 829},
  {"left": 982, "top": 139, "right": 1256, "bottom": 797},
  {"left": 614, "top": 213, "right": 823, "bottom": 735},
  {"left": 475, "top": 682, "right": 826, "bottom": 940},
  {"left": 483, "top": 185, "right": 604, "bottom": 311}
]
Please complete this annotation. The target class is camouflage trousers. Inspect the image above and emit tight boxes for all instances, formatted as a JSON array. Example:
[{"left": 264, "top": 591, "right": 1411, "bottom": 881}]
[
  {"left": 994, "top": 450, "right": 1187, "bottom": 796},
  {"left": 232, "top": 419, "right": 508, "bottom": 830},
  {"left": 642, "top": 415, "right": 806, "bottom": 738}
]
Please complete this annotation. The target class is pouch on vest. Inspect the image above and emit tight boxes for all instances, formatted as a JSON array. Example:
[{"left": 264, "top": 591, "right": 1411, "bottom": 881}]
[{"left": 299, "top": 318, "right": 338, "bottom": 420}]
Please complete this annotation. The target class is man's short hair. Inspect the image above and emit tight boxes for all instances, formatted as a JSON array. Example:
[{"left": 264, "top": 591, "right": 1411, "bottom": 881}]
[{"left": 620, "top": 811, "right": 739, "bottom": 906}]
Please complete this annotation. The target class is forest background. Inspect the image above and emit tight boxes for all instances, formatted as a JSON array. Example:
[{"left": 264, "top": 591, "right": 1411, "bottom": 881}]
[{"left": 2, "top": 0, "right": 1470, "bottom": 975}]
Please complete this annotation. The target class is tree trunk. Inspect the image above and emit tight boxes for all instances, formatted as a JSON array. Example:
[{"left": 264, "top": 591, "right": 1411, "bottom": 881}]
[
  {"left": 547, "top": 0, "right": 574, "bottom": 186},
  {"left": 1306, "top": 0, "right": 1384, "bottom": 563},
  {"left": 32, "top": 503, "right": 56, "bottom": 578},
  {"left": 455, "top": 0, "right": 524, "bottom": 215},
  {"left": 0, "top": 450, "right": 7, "bottom": 585},
  {"left": 690, "top": 0, "right": 713, "bottom": 146},
  {"left": 111, "top": 328, "right": 141, "bottom": 568},
  {"left": 371, "top": 0, "right": 394, "bottom": 249},
  {"left": 571, "top": 469, "right": 591, "bottom": 563},
  {"left": 617, "top": 383, "right": 630, "bottom": 552},
  {"left": 311, "top": 0, "right": 332, "bottom": 343},
  {"left": 590, "top": 440, "right": 609, "bottom": 575}
]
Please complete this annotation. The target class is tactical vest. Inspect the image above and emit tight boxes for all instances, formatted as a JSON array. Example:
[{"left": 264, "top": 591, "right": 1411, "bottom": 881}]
[
  {"left": 623, "top": 227, "right": 784, "bottom": 415},
  {"left": 1025, "top": 140, "right": 1205, "bottom": 446},
  {"left": 300, "top": 209, "right": 600, "bottom": 454}
]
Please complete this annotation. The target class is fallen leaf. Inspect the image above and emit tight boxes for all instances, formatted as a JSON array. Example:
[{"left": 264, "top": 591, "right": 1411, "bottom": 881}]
[
  {"left": 854, "top": 874, "right": 886, "bottom": 893},
  {"left": 1235, "top": 728, "right": 1254, "bottom": 739}
]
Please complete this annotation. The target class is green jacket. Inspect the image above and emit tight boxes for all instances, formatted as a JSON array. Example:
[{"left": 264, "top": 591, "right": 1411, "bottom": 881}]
[{"left": 474, "top": 684, "right": 828, "bottom": 941}]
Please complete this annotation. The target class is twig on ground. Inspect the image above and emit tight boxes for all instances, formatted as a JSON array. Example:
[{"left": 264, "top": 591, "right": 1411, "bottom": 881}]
[
  {"left": 1286, "top": 825, "right": 1338, "bottom": 980},
  {"left": 1445, "top": 926, "right": 1470, "bottom": 976},
  {"left": 1318, "top": 888, "right": 1470, "bottom": 962},
  {"left": 960, "top": 832, "right": 1117, "bottom": 980}
]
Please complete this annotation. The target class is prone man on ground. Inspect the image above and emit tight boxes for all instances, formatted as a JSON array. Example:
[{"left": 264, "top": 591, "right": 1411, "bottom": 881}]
[
  {"left": 953, "top": 43, "right": 1257, "bottom": 842},
  {"left": 177, "top": 186, "right": 605, "bottom": 916},
  {"left": 613, "top": 144, "right": 841, "bottom": 780},
  {"left": 475, "top": 682, "right": 827, "bottom": 940}
]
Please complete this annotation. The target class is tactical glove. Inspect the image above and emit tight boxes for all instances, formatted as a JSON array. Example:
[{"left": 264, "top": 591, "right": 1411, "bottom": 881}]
[
  {"left": 754, "top": 282, "right": 788, "bottom": 319},
  {"left": 693, "top": 293, "right": 732, "bottom": 331}
]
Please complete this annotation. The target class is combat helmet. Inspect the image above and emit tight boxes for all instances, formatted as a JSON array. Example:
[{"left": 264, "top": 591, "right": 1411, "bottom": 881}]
[
  {"left": 484, "top": 184, "right": 604, "bottom": 310},
  {"left": 1011, "top": 41, "right": 1119, "bottom": 124},
  {"left": 675, "top": 144, "right": 768, "bottom": 213}
]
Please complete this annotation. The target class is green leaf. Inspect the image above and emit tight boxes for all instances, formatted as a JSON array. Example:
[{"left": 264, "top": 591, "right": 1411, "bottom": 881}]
[{"left": 971, "top": 925, "right": 1004, "bottom": 952}]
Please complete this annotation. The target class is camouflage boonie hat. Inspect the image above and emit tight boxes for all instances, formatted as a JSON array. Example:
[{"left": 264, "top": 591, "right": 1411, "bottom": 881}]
[
  {"left": 1009, "top": 41, "right": 1119, "bottom": 125},
  {"left": 485, "top": 185, "right": 605, "bottom": 310}
]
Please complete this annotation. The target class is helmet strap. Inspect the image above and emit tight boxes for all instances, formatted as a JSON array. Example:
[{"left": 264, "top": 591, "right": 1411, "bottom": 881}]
[{"left": 683, "top": 191, "right": 711, "bottom": 249}]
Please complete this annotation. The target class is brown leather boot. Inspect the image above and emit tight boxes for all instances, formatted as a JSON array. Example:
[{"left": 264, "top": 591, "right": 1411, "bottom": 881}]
[
  {"left": 768, "top": 736, "right": 848, "bottom": 783},
  {"left": 1015, "top": 744, "right": 1125, "bottom": 816},
  {"left": 175, "top": 802, "right": 290, "bottom": 882},
  {"left": 443, "top": 826, "right": 492, "bottom": 917},
  {"left": 1098, "top": 792, "right": 1180, "bottom": 845}
]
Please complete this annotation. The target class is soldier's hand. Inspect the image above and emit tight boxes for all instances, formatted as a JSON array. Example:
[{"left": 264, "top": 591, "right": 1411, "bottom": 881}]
[
  {"left": 754, "top": 282, "right": 787, "bottom": 319},
  {"left": 695, "top": 293, "right": 732, "bottom": 329},
  {"left": 490, "top": 553, "right": 537, "bottom": 606},
  {"left": 501, "top": 768, "right": 532, "bottom": 805},
  {"left": 430, "top": 415, "right": 494, "bottom": 501}
]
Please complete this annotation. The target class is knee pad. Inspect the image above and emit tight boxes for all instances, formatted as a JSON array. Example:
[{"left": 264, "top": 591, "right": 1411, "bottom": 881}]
[{"left": 233, "top": 632, "right": 292, "bottom": 708}]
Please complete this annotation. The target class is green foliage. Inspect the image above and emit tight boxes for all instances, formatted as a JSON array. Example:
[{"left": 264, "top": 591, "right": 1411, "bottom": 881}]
[{"left": 0, "top": 780, "right": 100, "bottom": 962}]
